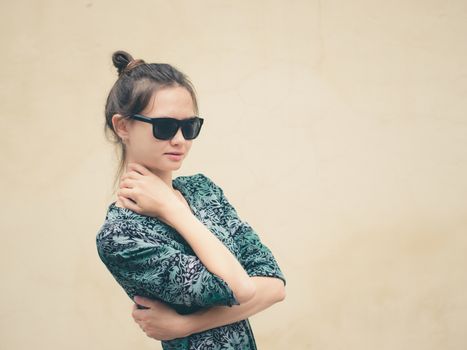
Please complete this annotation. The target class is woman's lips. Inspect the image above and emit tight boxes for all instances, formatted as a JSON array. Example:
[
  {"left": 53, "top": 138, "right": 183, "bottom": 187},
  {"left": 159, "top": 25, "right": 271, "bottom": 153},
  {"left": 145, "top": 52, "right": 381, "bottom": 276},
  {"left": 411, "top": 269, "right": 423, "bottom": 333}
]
[{"left": 165, "top": 153, "right": 184, "bottom": 161}]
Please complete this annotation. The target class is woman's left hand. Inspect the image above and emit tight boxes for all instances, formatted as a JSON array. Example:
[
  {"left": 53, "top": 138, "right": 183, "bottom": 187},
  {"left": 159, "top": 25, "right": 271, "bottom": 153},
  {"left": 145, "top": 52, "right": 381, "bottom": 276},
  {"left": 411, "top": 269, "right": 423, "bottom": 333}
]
[{"left": 131, "top": 295, "right": 191, "bottom": 341}]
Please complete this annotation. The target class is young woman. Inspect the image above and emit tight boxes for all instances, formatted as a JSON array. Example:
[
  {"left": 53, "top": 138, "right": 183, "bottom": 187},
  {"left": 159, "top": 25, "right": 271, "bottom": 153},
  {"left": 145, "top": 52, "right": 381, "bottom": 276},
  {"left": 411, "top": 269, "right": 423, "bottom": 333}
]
[{"left": 96, "top": 50, "right": 287, "bottom": 349}]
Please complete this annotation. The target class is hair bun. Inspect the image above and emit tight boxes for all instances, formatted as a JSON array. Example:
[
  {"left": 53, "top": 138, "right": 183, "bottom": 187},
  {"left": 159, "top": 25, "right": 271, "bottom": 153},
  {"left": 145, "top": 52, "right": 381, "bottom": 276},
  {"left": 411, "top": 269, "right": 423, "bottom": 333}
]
[
  {"left": 112, "top": 50, "right": 133, "bottom": 76},
  {"left": 112, "top": 50, "right": 145, "bottom": 77}
]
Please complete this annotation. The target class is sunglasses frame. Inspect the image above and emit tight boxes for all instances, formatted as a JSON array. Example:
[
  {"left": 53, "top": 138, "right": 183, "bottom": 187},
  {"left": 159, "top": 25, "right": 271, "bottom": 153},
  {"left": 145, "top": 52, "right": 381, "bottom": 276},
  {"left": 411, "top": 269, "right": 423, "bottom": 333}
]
[{"left": 129, "top": 113, "right": 204, "bottom": 140}]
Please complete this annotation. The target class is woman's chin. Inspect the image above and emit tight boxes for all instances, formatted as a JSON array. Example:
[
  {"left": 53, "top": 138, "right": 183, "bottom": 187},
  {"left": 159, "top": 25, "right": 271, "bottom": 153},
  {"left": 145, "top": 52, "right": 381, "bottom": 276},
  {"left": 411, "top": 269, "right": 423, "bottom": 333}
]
[{"left": 162, "top": 160, "right": 183, "bottom": 170}]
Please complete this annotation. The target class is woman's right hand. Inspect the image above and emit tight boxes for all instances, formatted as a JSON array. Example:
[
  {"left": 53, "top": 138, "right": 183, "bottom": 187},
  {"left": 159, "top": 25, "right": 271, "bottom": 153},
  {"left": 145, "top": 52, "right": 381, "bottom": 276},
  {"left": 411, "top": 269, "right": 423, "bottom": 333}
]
[
  {"left": 131, "top": 295, "right": 193, "bottom": 340},
  {"left": 117, "top": 162, "right": 187, "bottom": 221}
]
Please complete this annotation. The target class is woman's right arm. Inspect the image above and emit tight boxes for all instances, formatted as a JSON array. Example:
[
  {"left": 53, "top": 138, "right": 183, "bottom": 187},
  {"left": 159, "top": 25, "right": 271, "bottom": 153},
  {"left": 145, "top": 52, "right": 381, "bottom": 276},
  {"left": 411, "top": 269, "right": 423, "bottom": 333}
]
[{"left": 162, "top": 203, "right": 256, "bottom": 304}]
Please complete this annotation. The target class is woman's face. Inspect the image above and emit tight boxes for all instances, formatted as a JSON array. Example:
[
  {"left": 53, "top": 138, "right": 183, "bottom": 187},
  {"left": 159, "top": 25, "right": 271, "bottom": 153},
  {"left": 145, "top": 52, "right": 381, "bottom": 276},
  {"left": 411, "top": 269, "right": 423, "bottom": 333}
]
[{"left": 114, "top": 85, "right": 196, "bottom": 174}]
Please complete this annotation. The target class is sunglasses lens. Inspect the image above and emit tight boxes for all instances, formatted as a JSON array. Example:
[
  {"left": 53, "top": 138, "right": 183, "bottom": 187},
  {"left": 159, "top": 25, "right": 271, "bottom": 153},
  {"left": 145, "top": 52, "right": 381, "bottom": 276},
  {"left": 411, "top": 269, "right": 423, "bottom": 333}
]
[
  {"left": 152, "top": 117, "right": 203, "bottom": 140},
  {"left": 153, "top": 119, "right": 179, "bottom": 140},
  {"left": 182, "top": 118, "right": 203, "bottom": 140}
]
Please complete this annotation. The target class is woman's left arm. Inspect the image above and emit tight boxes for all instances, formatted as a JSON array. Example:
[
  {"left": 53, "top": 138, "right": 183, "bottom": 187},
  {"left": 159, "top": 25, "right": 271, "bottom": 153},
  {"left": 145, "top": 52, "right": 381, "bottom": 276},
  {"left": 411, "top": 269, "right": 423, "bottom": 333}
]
[
  {"left": 203, "top": 174, "right": 287, "bottom": 287},
  {"left": 182, "top": 275, "right": 285, "bottom": 336},
  {"left": 132, "top": 275, "right": 285, "bottom": 340}
]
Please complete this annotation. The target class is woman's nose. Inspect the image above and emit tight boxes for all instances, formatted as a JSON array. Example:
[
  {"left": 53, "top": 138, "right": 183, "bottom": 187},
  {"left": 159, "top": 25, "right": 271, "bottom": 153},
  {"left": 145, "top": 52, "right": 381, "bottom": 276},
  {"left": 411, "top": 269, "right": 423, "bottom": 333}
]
[{"left": 170, "top": 126, "right": 186, "bottom": 142}]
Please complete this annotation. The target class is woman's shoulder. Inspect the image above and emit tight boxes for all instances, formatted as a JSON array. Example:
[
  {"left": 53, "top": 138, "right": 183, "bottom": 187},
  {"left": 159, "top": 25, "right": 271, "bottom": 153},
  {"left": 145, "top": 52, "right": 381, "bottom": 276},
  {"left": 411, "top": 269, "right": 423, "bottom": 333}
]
[
  {"left": 175, "top": 172, "right": 223, "bottom": 195},
  {"left": 174, "top": 172, "right": 212, "bottom": 185},
  {"left": 96, "top": 202, "right": 182, "bottom": 247}
]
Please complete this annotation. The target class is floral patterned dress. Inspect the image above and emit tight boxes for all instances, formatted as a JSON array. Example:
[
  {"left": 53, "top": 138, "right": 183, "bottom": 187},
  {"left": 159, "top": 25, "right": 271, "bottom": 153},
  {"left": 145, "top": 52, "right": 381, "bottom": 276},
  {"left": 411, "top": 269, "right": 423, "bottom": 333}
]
[{"left": 96, "top": 173, "right": 286, "bottom": 350}]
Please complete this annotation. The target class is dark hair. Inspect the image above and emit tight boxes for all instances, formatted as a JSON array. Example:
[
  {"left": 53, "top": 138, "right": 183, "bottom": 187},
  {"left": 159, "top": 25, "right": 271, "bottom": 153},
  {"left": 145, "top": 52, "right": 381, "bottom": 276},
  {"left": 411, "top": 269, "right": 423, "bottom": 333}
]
[{"left": 103, "top": 50, "right": 199, "bottom": 195}]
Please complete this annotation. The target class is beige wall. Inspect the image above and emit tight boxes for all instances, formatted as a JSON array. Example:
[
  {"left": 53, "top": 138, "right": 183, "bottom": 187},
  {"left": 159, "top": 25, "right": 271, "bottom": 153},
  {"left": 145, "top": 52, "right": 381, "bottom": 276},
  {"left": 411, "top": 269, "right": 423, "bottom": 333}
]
[{"left": 1, "top": 0, "right": 466, "bottom": 349}]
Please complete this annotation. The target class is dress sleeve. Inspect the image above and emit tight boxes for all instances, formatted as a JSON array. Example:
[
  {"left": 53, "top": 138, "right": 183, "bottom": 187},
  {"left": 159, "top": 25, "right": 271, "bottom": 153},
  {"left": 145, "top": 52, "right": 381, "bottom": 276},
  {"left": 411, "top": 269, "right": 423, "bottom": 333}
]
[
  {"left": 96, "top": 219, "right": 240, "bottom": 308},
  {"left": 199, "top": 174, "right": 287, "bottom": 286}
]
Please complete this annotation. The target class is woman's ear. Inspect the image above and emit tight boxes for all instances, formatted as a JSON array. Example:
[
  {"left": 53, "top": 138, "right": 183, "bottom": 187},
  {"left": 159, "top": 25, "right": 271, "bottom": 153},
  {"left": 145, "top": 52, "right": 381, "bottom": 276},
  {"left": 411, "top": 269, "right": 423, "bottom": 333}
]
[{"left": 112, "top": 113, "right": 130, "bottom": 140}]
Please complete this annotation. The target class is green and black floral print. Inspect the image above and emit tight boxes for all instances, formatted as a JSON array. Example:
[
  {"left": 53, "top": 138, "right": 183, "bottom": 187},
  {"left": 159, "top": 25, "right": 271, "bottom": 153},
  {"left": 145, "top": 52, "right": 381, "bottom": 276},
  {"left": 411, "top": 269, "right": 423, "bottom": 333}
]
[{"left": 96, "top": 173, "right": 286, "bottom": 349}]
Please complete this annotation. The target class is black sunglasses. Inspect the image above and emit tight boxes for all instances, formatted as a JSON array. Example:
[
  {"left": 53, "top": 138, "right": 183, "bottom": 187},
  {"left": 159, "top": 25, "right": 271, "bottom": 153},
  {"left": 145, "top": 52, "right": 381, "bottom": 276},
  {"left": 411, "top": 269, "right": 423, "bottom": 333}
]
[{"left": 129, "top": 114, "right": 204, "bottom": 140}]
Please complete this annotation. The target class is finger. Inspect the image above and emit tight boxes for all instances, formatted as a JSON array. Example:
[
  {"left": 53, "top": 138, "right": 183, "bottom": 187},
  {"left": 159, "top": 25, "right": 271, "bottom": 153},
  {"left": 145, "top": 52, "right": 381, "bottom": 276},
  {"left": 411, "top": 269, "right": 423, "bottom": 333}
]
[
  {"left": 119, "top": 195, "right": 141, "bottom": 213},
  {"left": 119, "top": 178, "right": 134, "bottom": 189},
  {"left": 134, "top": 309, "right": 148, "bottom": 322},
  {"left": 133, "top": 295, "right": 154, "bottom": 307},
  {"left": 132, "top": 305, "right": 139, "bottom": 322},
  {"left": 132, "top": 309, "right": 143, "bottom": 322},
  {"left": 121, "top": 171, "right": 143, "bottom": 181},
  {"left": 132, "top": 304, "right": 144, "bottom": 320},
  {"left": 117, "top": 188, "right": 133, "bottom": 198},
  {"left": 127, "top": 162, "right": 152, "bottom": 176}
]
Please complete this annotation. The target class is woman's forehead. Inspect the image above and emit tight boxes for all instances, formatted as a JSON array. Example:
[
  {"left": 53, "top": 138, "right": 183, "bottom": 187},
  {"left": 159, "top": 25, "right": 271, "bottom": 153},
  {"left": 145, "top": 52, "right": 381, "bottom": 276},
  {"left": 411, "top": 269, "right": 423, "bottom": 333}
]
[{"left": 143, "top": 86, "right": 195, "bottom": 117}]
